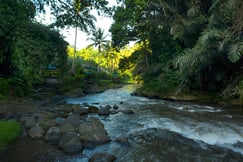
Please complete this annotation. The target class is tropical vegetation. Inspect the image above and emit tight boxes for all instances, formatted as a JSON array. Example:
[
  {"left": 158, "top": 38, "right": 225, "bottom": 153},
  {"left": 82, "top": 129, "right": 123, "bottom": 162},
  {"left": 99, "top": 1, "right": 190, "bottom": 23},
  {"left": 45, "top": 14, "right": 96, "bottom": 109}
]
[
  {"left": 0, "top": 0, "right": 242, "bottom": 105},
  {"left": 110, "top": 0, "right": 243, "bottom": 103}
]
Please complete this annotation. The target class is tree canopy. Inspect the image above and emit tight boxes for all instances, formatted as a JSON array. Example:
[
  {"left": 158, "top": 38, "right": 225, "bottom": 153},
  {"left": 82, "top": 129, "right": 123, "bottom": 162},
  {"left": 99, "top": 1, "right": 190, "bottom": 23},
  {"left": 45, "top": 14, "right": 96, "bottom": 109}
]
[{"left": 111, "top": 0, "right": 243, "bottom": 100}]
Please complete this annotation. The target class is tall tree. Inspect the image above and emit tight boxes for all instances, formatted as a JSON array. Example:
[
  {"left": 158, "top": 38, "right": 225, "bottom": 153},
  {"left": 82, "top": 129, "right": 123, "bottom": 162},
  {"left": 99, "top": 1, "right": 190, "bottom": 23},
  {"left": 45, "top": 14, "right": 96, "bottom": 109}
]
[
  {"left": 47, "top": 0, "right": 111, "bottom": 72},
  {"left": 87, "top": 27, "right": 109, "bottom": 72}
]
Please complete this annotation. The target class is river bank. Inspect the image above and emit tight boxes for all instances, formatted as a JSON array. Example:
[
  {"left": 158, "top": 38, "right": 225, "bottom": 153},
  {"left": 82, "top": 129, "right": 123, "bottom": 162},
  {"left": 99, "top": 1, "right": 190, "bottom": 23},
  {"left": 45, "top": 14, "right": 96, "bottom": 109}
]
[
  {"left": 0, "top": 94, "right": 120, "bottom": 161},
  {"left": 133, "top": 85, "right": 243, "bottom": 108},
  {"left": 0, "top": 79, "right": 123, "bottom": 161}
]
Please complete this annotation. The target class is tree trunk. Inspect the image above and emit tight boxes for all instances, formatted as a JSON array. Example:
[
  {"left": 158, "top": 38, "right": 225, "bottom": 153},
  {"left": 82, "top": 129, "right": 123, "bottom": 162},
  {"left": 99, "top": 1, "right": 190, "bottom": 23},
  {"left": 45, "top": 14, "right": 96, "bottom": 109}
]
[
  {"left": 71, "top": 25, "right": 78, "bottom": 72},
  {"left": 98, "top": 46, "right": 101, "bottom": 73}
]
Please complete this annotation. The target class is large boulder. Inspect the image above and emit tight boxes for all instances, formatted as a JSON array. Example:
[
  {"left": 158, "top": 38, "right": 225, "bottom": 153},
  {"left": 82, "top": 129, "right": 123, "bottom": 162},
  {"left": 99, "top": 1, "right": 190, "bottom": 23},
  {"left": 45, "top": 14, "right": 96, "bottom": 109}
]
[
  {"left": 41, "top": 119, "right": 56, "bottom": 131},
  {"left": 65, "top": 114, "right": 81, "bottom": 128},
  {"left": 78, "top": 117, "right": 110, "bottom": 147},
  {"left": 59, "top": 122, "right": 75, "bottom": 133},
  {"left": 58, "top": 132, "right": 82, "bottom": 154},
  {"left": 89, "top": 152, "right": 116, "bottom": 162},
  {"left": 28, "top": 125, "right": 45, "bottom": 139},
  {"left": 45, "top": 127, "right": 61, "bottom": 145}
]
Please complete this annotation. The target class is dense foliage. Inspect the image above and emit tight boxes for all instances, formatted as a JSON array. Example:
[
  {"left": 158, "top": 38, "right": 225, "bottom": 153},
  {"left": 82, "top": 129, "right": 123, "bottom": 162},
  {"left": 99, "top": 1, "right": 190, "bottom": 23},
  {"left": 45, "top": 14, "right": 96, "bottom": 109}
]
[
  {"left": 0, "top": 0, "right": 68, "bottom": 98},
  {"left": 111, "top": 0, "right": 243, "bottom": 102}
]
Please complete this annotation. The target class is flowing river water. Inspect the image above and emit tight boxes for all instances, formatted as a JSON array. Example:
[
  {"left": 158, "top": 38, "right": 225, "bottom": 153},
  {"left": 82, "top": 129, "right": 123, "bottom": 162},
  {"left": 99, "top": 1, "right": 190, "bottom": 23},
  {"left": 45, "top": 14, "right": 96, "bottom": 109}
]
[
  {"left": 66, "top": 84, "right": 243, "bottom": 161},
  {"left": 1, "top": 84, "right": 243, "bottom": 161}
]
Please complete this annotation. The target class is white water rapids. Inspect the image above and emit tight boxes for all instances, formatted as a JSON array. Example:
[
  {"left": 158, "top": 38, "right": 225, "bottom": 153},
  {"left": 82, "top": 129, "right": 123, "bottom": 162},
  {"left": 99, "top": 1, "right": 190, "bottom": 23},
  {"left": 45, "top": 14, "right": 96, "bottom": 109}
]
[{"left": 66, "top": 85, "right": 243, "bottom": 161}]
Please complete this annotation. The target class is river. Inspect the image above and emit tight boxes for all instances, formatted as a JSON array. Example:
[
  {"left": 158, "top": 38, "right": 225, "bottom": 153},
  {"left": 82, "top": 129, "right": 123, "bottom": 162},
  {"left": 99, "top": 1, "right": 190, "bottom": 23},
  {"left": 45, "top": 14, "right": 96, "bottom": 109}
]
[
  {"left": 1, "top": 84, "right": 243, "bottom": 161},
  {"left": 66, "top": 84, "right": 243, "bottom": 161}
]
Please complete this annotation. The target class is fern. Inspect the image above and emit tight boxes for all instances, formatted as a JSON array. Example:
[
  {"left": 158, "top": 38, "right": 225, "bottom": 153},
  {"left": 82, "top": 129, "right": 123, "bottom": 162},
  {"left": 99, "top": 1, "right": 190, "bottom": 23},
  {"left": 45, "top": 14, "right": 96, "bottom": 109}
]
[
  {"left": 175, "top": 47, "right": 202, "bottom": 71},
  {"left": 228, "top": 41, "right": 243, "bottom": 63},
  {"left": 198, "top": 28, "right": 221, "bottom": 47}
]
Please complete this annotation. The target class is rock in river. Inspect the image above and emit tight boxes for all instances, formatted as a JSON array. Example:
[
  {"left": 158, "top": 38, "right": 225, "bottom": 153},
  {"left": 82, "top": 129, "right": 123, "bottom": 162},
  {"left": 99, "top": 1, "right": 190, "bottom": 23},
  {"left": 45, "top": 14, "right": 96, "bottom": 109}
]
[
  {"left": 58, "top": 132, "right": 82, "bottom": 154},
  {"left": 65, "top": 114, "right": 81, "bottom": 127},
  {"left": 78, "top": 117, "right": 110, "bottom": 147},
  {"left": 28, "top": 125, "right": 45, "bottom": 139},
  {"left": 98, "top": 107, "right": 110, "bottom": 116},
  {"left": 45, "top": 127, "right": 61, "bottom": 145}
]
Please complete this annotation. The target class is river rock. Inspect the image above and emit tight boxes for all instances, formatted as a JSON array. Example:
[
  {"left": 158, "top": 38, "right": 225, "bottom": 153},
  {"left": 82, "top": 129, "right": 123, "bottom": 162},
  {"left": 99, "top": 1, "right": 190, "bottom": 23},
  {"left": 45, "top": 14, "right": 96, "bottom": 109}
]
[
  {"left": 89, "top": 152, "right": 116, "bottom": 162},
  {"left": 105, "top": 105, "right": 112, "bottom": 109},
  {"left": 28, "top": 125, "right": 45, "bottom": 139},
  {"left": 73, "top": 108, "right": 89, "bottom": 115},
  {"left": 59, "top": 122, "right": 75, "bottom": 133},
  {"left": 55, "top": 117, "right": 65, "bottom": 126},
  {"left": 34, "top": 112, "right": 48, "bottom": 124},
  {"left": 113, "top": 104, "right": 119, "bottom": 109},
  {"left": 70, "top": 104, "right": 82, "bottom": 111},
  {"left": 78, "top": 117, "right": 110, "bottom": 147},
  {"left": 65, "top": 114, "right": 81, "bottom": 127},
  {"left": 98, "top": 107, "right": 110, "bottom": 116},
  {"left": 88, "top": 106, "right": 99, "bottom": 113},
  {"left": 24, "top": 117, "right": 36, "bottom": 129},
  {"left": 58, "top": 132, "right": 82, "bottom": 154},
  {"left": 122, "top": 110, "right": 135, "bottom": 114},
  {"left": 45, "top": 127, "right": 61, "bottom": 145},
  {"left": 115, "top": 136, "right": 129, "bottom": 146},
  {"left": 58, "top": 111, "right": 69, "bottom": 118},
  {"left": 41, "top": 119, "right": 56, "bottom": 131}
]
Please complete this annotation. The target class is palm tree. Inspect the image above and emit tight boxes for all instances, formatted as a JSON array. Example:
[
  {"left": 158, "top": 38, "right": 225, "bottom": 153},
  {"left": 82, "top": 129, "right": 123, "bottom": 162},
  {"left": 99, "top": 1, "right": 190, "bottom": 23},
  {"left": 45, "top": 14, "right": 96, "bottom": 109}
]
[
  {"left": 87, "top": 27, "right": 109, "bottom": 72},
  {"left": 52, "top": 0, "right": 96, "bottom": 72}
]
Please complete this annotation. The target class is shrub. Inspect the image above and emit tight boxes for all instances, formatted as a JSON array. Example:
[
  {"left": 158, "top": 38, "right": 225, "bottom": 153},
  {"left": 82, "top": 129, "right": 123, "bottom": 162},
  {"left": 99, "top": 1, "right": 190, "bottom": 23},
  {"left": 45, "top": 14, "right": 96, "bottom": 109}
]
[{"left": 0, "top": 120, "right": 22, "bottom": 149}]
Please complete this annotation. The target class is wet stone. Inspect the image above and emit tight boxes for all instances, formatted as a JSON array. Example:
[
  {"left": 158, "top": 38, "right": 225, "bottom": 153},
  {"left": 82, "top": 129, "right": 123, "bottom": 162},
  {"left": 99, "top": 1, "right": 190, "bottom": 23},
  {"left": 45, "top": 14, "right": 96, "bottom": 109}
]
[
  {"left": 45, "top": 127, "right": 61, "bottom": 145},
  {"left": 65, "top": 114, "right": 81, "bottom": 127},
  {"left": 121, "top": 110, "right": 135, "bottom": 114},
  {"left": 58, "top": 132, "right": 82, "bottom": 154},
  {"left": 113, "top": 104, "right": 119, "bottom": 109},
  {"left": 88, "top": 106, "right": 99, "bottom": 113},
  {"left": 28, "top": 125, "right": 45, "bottom": 139},
  {"left": 115, "top": 136, "right": 129, "bottom": 146},
  {"left": 59, "top": 122, "right": 75, "bottom": 133},
  {"left": 98, "top": 107, "right": 110, "bottom": 116},
  {"left": 24, "top": 117, "right": 36, "bottom": 129}
]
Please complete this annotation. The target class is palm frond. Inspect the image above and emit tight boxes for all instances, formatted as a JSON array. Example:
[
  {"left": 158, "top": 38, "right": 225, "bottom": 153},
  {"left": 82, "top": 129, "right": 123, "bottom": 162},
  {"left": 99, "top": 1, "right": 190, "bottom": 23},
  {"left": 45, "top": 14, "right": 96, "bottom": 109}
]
[
  {"left": 228, "top": 41, "right": 243, "bottom": 63},
  {"left": 198, "top": 28, "right": 221, "bottom": 47},
  {"left": 217, "top": 29, "right": 233, "bottom": 52},
  {"left": 209, "top": 0, "right": 228, "bottom": 13},
  {"left": 174, "top": 47, "right": 203, "bottom": 71}
]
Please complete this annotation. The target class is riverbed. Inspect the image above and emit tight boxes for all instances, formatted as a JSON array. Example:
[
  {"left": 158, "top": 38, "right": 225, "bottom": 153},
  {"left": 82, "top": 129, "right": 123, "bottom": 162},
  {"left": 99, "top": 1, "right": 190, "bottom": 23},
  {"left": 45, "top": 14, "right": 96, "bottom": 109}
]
[{"left": 1, "top": 84, "right": 243, "bottom": 161}]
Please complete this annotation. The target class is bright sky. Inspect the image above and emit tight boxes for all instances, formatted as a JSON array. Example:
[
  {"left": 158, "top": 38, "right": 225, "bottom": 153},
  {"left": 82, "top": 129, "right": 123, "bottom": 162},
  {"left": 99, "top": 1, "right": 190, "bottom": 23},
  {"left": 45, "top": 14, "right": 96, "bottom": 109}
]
[{"left": 36, "top": 0, "right": 117, "bottom": 49}]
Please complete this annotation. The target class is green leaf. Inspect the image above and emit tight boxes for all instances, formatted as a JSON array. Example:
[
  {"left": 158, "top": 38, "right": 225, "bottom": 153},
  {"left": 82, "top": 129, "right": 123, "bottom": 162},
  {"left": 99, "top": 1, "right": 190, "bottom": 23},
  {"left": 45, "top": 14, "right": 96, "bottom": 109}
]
[{"left": 228, "top": 41, "right": 243, "bottom": 63}]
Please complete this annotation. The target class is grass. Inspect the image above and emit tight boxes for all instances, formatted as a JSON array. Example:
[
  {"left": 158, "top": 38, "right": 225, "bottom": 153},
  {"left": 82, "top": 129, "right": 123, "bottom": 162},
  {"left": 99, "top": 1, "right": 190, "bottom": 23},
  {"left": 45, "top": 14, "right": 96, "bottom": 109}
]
[{"left": 0, "top": 120, "right": 22, "bottom": 150}]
